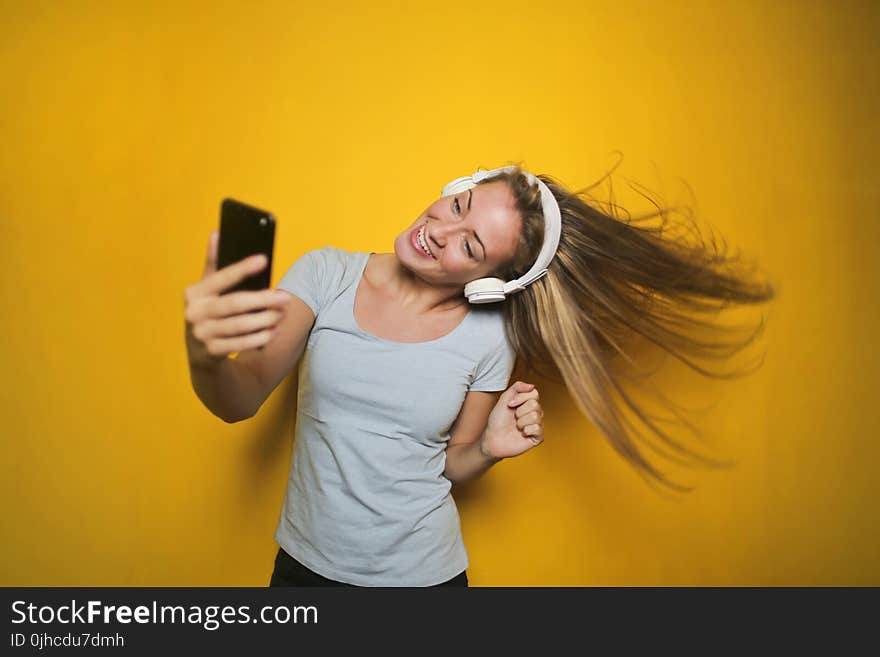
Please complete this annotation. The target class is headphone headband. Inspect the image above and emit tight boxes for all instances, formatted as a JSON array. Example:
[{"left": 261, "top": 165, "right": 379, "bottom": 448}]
[{"left": 440, "top": 166, "right": 562, "bottom": 304}]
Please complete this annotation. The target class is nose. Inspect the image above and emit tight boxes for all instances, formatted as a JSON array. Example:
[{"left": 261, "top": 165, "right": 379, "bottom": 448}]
[
  {"left": 427, "top": 220, "right": 458, "bottom": 249},
  {"left": 428, "top": 204, "right": 464, "bottom": 247}
]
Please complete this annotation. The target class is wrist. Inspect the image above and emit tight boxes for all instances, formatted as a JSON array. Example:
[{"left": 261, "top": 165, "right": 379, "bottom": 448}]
[
  {"left": 478, "top": 434, "right": 503, "bottom": 462},
  {"left": 189, "top": 352, "right": 228, "bottom": 372}
]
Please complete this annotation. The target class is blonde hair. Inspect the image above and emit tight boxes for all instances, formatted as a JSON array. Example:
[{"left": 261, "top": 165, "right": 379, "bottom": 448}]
[{"left": 477, "top": 159, "right": 776, "bottom": 492}]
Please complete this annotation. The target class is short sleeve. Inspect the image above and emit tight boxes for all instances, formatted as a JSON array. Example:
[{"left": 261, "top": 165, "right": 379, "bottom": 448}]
[
  {"left": 276, "top": 247, "right": 332, "bottom": 316},
  {"left": 470, "top": 329, "right": 517, "bottom": 392}
]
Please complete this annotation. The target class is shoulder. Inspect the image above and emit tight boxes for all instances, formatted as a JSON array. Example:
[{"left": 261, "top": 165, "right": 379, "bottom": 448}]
[
  {"left": 295, "top": 245, "right": 364, "bottom": 274},
  {"left": 468, "top": 305, "right": 508, "bottom": 340},
  {"left": 461, "top": 305, "right": 514, "bottom": 359},
  {"left": 466, "top": 305, "right": 516, "bottom": 389},
  {"left": 278, "top": 246, "right": 361, "bottom": 297},
  {"left": 305, "top": 245, "right": 352, "bottom": 265}
]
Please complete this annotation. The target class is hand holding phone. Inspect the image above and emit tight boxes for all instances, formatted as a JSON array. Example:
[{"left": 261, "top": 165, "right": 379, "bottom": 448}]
[{"left": 183, "top": 201, "right": 287, "bottom": 367}]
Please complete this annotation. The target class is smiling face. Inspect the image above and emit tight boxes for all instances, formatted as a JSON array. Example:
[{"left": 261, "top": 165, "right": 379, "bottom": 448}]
[{"left": 394, "top": 179, "right": 523, "bottom": 288}]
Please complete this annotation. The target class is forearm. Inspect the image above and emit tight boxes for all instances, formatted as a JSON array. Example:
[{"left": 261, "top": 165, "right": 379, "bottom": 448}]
[
  {"left": 186, "top": 325, "right": 263, "bottom": 423},
  {"left": 443, "top": 436, "right": 502, "bottom": 485},
  {"left": 189, "top": 356, "right": 263, "bottom": 423}
]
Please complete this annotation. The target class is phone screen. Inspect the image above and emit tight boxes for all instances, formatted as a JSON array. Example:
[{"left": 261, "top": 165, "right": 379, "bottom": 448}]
[{"left": 217, "top": 198, "right": 276, "bottom": 297}]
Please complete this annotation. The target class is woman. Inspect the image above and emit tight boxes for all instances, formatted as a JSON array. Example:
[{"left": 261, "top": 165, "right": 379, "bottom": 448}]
[{"left": 184, "top": 162, "right": 775, "bottom": 587}]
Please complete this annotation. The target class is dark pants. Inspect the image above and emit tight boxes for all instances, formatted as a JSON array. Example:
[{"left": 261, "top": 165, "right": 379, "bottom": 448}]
[{"left": 268, "top": 546, "right": 468, "bottom": 587}]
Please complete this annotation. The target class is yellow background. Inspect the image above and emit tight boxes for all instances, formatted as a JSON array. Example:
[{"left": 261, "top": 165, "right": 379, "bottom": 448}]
[{"left": 2, "top": 0, "right": 877, "bottom": 585}]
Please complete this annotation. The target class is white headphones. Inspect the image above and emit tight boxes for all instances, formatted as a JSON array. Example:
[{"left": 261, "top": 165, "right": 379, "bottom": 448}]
[{"left": 440, "top": 166, "right": 562, "bottom": 304}]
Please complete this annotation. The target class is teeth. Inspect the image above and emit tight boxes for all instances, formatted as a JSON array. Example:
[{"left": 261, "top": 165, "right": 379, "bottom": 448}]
[{"left": 417, "top": 226, "right": 434, "bottom": 258}]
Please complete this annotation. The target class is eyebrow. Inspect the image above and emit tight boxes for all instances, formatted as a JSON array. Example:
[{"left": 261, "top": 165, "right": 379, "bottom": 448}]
[{"left": 468, "top": 189, "right": 486, "bottom": 261}]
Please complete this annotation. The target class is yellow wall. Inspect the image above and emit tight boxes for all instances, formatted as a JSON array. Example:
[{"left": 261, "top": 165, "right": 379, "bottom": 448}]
[{"left": 2, "top": 0, "right": 877, "bottom": 585}]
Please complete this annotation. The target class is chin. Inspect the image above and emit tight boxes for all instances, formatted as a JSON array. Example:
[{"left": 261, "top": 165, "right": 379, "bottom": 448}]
[{"left": 392, "top": 233, "right": 410, "bottom": 261}]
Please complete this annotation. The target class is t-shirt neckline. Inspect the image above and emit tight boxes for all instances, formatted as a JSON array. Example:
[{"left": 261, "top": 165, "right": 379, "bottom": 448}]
[{"left": 349, "top": 251, "right": 473, "bottom": 346}]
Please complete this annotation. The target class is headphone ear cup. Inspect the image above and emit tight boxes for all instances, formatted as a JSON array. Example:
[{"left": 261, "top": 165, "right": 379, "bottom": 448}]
[{"left": 464, "top": 277, "right": 507, "bottom": 304}]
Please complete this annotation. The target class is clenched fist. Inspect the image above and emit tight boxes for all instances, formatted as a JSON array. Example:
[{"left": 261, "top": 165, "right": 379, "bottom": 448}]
[{"left": 479, "top": 381, "right": 545, "bottom": 460}]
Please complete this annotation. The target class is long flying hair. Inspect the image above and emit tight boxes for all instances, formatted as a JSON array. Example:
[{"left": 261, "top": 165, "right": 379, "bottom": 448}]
[{"left": 477, "top": 158, "right": 777, "bottom": 492}]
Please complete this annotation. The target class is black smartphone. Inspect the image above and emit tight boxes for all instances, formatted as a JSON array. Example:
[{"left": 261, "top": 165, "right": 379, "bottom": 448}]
[{"left": 217, "top": 198, "right": 276, "bottom": 302}]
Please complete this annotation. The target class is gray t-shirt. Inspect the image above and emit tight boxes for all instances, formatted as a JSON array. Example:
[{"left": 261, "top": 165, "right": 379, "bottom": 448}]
[{"left": 273, "top": 246, "right": 516, "bottom": 586}]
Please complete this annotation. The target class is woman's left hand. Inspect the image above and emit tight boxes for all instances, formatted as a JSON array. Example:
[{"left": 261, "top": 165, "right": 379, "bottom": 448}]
[{"left": 479, "top": 381, "right": 545, "bottom": 460}]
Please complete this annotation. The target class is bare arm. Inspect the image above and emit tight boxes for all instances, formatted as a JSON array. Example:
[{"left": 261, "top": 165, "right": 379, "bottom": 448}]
[
  {"left": 443, "top": 391, "right": 503, "bottom": 485},
  {"left": 184, "top": 232, "right": 318, "bottom": 423},
  {"left": 228, "top": 292, "right": 314, "bottom": 421},
  {"left": 187, "top": 352, "right": 267, "bottom": 424},
  {"left": 187, "top": 291, "right": 315, "bottom": 423},
  {"left": 443, "top": 382, "right": 547, "bottom": 483}
]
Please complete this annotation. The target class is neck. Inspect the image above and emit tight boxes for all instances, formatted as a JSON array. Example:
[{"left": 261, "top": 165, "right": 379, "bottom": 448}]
[{"left": 378, "top": 252, "right": 470, "bottom": 315}]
